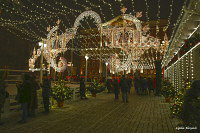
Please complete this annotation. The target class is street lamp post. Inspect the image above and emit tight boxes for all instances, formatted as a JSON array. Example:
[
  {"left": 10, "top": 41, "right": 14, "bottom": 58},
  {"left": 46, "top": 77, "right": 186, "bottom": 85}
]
[
  {"left": 85, "top": 55, "right": 89, "bottom": 83},
  {"left": 70, "top": 29, "right": 74, "bottom": 82},
  {"left": 105, "top": 62, "right": 108, "bottom": 81},
  {"left": 39, "top": 41, "right": 47, "bottom": 84}
]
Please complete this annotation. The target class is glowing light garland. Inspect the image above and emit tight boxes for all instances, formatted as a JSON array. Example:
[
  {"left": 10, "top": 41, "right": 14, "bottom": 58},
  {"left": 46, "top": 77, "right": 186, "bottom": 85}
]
[
  {"left": 100, "top": 7, "right": 167, "bottom": 73},
  {"left": 162, "top": 0, "right": 199, "bottom": 67},
  {"left": 1, "top": 0, "right": 184, "bottom": 74},
  {"left": 1, "top": 0, "right": 177, "bottom": 44},
  {"left": 29, "top": 9, "right": 103, "bottom": 72}
]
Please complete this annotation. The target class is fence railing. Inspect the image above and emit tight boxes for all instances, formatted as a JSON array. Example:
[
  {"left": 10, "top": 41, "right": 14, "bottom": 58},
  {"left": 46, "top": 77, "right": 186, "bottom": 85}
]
[{"left": 0, "top": 69, "right": 30, "bottom": 72}]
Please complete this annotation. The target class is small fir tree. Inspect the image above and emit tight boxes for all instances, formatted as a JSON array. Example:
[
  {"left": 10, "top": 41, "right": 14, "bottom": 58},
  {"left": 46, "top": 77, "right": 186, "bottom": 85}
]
[{"left": 170, "top": 80, "right": 191, "bottom": 118}]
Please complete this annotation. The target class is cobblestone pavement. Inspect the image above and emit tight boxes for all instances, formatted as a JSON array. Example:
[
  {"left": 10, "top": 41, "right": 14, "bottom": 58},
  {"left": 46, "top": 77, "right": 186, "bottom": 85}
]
[{"left": 0, "top": 92, "right": 180, "bottom": 133}]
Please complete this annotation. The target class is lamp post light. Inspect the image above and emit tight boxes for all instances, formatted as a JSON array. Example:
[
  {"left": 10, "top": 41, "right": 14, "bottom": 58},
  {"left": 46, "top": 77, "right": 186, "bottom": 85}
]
[
  {"left": 39, "top": 41, "right": 47, "bottom": 84},
  {"left": 85, "top": 55, "right": 89, "bottom": 83},
  {"left": 105, "top": 62, "right": 108, "bottom": 81}
]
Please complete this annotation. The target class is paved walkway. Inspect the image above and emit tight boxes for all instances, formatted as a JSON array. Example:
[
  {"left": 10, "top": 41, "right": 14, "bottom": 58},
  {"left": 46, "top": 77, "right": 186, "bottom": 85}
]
[{"left": 0, "top": 92, "right": 180, "bottom": 133}]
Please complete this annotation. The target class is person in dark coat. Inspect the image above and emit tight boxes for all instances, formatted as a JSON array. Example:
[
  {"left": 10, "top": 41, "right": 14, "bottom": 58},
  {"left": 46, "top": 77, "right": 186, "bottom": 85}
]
[
  {"left": 134, "top": 78, "right": 139, "bottom": 94},
  {"left": 137, "top": 76, "right": 143, "bottom": 95},
  {"left": 106, "top": 79, "right": 112, "bottom": 93},
  {"left": 143, "top": 78, "right": 148, "bottom": 95},
  {"left": 153, "top": 77, "right": 156, "bottom": 95},
  {"left": 113, "top": 79, "right": 120, "bottom": 100},
  {"left": 120, "top": 75, "right": 129, "bottom": 103},
  {"left": 147, "top": 77, "right": 153, "bottom": 94},
  {"left": 41, "top": 74, "right": 51, "bottom": 114},
  {"left": 138, "top": 77, "right": 144, "bottom": 95},
  {"left": 140, "top": 77, "right": 144, "bottom": 95},
  {"left": 80, "top": 78, "right": 87, "bottom": 99},
  {"left": 18, "top": 74, "right": 32, "bottom": 123},
  {"left": 29, "top": 75, "right": 40, "bottom": 117},
  {"left": 128, "top": 77, "right": 132, "bottom": 94}
]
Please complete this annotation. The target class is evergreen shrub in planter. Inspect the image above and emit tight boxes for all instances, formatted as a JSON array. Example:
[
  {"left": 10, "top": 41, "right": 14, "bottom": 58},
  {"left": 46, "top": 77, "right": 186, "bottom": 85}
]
[
  {"left": 51, "top": 80, "right": 73, "bottom": 106},
  {"left": 88, "top": 80, "right": 106, "bottom": 96},
  {"left": 161, "top": 78, "right": 176, "bottom": 102}
]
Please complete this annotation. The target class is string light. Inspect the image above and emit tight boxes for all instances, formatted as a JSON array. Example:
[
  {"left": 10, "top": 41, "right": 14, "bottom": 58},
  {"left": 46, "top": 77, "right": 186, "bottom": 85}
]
[
  {"left": 190, "top": 51, "right": 194, "bottom": 80},
  {"left": 1, "top": 0, "right": 188, "bottom": 73},
  {"left": 165, "top": 43, "right": 200, "bottom": 87},
  {"left": 163, "top": 0, "right": 199, "bottom": 67},
  {"left": 172, "top": 64, "right": 174, "bottom": 87},
  {"left": 130, "top": 0, "right": 135, "bottom": 13},
  {"left": 186, "top": 54, "right": 189, "bottom": 79},
  {"left": 1, "top": 0, "right": 180, "bottom": 44},
  {"left": 181, "top": 58, "right": 184, "bottom": 89},
  {"left": 144, "top": 0, "right": 149, "bottom": 22},
  {"left": 156, "top": 0, "right": 160, "bottom": 37},
  {"left": 174, "top": 64, "right": 177, "bottom": 89}
]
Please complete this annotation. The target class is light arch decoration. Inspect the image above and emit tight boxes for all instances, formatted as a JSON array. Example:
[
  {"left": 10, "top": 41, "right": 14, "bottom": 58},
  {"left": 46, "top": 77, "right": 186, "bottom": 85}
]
[
  {"left": 73, "top": 10, "right": 102, "bottom": 34},
  {"left": 29, "top": 19, "right": 68, "bottom": 73},
  {"left": 29, "top": 10, "right": 102, "bottom": 73},
  {"left": 101, "top": 7, "right": 168, "bottom": 73}
]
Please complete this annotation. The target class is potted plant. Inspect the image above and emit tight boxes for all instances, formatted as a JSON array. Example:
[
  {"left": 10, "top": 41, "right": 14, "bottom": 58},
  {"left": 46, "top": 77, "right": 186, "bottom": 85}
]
[
  {"left": 173, "top": 80, "right": 200, "bottom": 128},
  {"left": 88, "top": 82, "right": 98, "bottom": 97},
  {"left": 51, "top": 80, "right": 73, "bottom": 107},
  {"left": 88, "top": 80, "right": 106, "bottom": 97},
  {"left": 170, "top": 80, "right": 191, "bottom": 118},
  {"left": 161, "top": 79, "right": 175, "bottom": 103}
]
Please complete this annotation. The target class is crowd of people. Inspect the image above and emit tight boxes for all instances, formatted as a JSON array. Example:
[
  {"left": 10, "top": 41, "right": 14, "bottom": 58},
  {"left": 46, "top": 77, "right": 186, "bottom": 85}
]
[
  {"left": 106, "top": 75, "right": 132, "bottom": 103},
  {"left": 15, "top": 73, "right": 51, "bottom": 123},
  {"left": 134, "top": 76, "right": 155, "bottom": 95},
  {"left": 0, "top": 72, "right": 52, "bottom": 124},
  {"left": 1, "top": 72, "right": 156, "bottom": 124},
  {"left": 105, "top": 75, "right": 156, "bottom": 103}
]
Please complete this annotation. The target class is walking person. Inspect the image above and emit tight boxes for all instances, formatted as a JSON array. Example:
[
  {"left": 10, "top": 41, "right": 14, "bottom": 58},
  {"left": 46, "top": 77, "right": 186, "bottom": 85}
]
[
  {"left": 120, "top": 75, "right": 129, "bottom": 103},
  {"left": 80, "top": 78, "right": 87, "bottom": 99},
  {"left": 153, "top": 77, "right": 156, "bottom": 95},
  {"left": 29, "top": 75, "right": 40, "bottom": 117},
  {"left": 138, "top": 76, "right": 143, "bottom": 95},
  {"left": 140, "top": 77, "right": 144, "bottom": 95},
  {"left": 41, "top": 74, "right": 51, "bottom": 114},
  {"left": 106, "top": 78, "right": 112, "bottom": 93},
  {"left": 128, "top": 77, "right": 132, "bottom": 94},
  {"left": 18, "top": 74, "right": 32, "bottom": 123},
  {"left": 134, "top": 78, "right": 139, "bottom": 94},
  {"left": 147, "top": 77, "right": 153, "bottom": 95},
  {"left": 140, "top": 77, "right": 147, "bottom": 95},
  {"left": 113, "top": 79, "right": 120, "bottom": 100},
  {"left": 143, "top": 78, "right": 148, "bottom": 95}
]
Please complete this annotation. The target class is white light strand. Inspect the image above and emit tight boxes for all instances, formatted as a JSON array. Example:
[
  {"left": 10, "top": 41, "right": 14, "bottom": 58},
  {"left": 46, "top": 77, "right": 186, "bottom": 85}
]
[
  {"left": 186, "top": 54, "right": 189, "bottom": 79},
  {"left": 165, "top": 43, "right": 200, "bottom": 71},
  {"left": 181, "top": 57, "right": 184, "bottom": 89},
  {"left": 156, "top": 0, "right": 161, "bottom": 37},
  {"left": 144, "top": 0, "right": 150, "bottom": 22},
  {"left": 163, "top": 0, "right": 199, "bottom": 67},
  {"left": 190, "top": 51, "right": 194, "bottom": 80}
]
